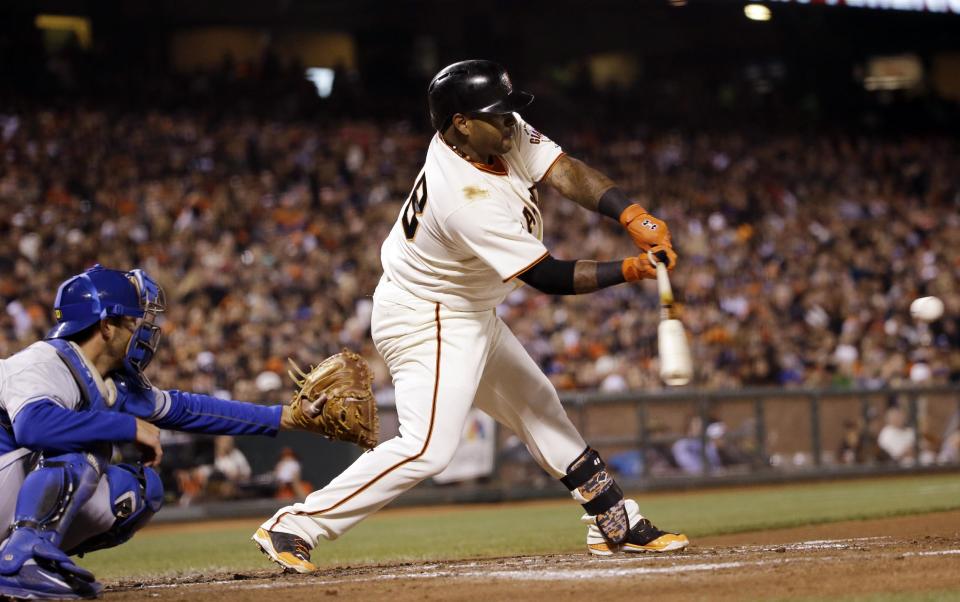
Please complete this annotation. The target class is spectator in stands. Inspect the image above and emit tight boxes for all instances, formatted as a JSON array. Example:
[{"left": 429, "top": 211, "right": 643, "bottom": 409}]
[
  {"left": 877, "top": 406, "right": 916, "bottom": 466},
  {"left": 274, "top": 447, "right": 310, "bottom": 499},
  {"left": 937, "top": 411, "right": 960, "bottom": 465},
  {"left": 671, "top": 415, "right": 724, "bottom": 475},
  {"left": 838, "top": 419, "right": 866, "bottom": 465},
  {"left": 176, "top": 436, "right": 252, "bottom": 505}
]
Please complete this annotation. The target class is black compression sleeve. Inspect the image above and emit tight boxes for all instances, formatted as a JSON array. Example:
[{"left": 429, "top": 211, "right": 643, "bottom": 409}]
[
  {"left": 596, "top": 261, "right": 627, "bottom": 288},
  {"left": 518, "top": 255, "right": 577, "bottom": 294},
  {"left": 597, "top": 187, "right": 634, "bottom": 221},
  {"left": 518, "top": 255, "right": 627, "bottom": 295}
]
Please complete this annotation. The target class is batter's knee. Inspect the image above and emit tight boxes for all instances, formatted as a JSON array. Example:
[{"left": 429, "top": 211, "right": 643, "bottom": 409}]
[
  {"left": 410, "top": 441, "right": 459, "bottom": 477},
  {"left": 65, "top": 464, "right": 164, "bottom": 555}
]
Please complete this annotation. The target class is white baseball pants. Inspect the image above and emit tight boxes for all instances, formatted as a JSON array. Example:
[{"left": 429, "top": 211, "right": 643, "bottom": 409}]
[{"left": 262, "top": 277, "right": 587, "bottom": 544}]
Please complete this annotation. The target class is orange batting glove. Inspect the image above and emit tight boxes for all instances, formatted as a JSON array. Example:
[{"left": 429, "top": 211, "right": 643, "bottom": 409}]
[
  {"left": 648, "top": 244, "right": 678, "bottom": 270},
  {"left": 620, "top": 204, "right": 672, "bottom": 252},
  {"left": 622, "top": 245, "right": 677, "bottom": 282},
  {"left": 622, "top": 256, "right": 655, "bottom": 282}
]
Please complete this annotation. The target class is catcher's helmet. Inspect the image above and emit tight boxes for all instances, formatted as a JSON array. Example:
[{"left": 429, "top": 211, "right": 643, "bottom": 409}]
[
  {"left": 47, "top": 265, "right": 145, "bottom": 339},
  {"left": 427, "top": 59, "right": 534, "bottom": 132},
  {"left": 47, "top": 264, "right": 166, "bottom": 388}
]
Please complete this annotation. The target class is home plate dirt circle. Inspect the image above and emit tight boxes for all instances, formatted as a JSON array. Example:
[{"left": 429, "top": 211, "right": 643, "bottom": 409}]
[{"left": 106, "top": 509, "right": 960, "bottom": 601}]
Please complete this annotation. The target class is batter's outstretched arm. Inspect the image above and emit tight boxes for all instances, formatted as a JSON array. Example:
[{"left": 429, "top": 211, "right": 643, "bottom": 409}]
[
  {"left": 518, "top": 254, "right": 663, "bottom": 295},
  {"left": 542, "top": 155, "right": 673, "bottom": 260}
]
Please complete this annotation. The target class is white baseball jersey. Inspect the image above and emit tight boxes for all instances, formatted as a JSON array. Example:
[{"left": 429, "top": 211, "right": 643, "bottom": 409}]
[{"left": 380, "top": 113, "right": 563, "bottom": 310}]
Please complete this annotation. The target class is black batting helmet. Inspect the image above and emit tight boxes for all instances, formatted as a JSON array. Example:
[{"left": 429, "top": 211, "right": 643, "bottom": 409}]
[{"left": 427, "top": 60, "right": 534, "bottom": 132}]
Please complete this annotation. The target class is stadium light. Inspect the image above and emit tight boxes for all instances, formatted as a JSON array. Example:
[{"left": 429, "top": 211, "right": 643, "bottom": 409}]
[
  {"left": 306, "top": 67, "right": 335, "bottom": 98},
  {"left": 744, "top": 4, "right": 773, "bottom": 20},
  {"left": 35, "top": 15, "right": 92, "bottom": 49}
]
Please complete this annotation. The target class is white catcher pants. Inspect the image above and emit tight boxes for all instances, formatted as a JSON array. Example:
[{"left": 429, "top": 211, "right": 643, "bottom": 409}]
[{"left": 262, "top": 277, "right": 587, "bottom": 545}]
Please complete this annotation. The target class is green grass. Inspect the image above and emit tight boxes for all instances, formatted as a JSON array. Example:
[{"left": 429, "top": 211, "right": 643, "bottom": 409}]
[{"left": 79, "top": 473, "right": 960, "bottom": 579}]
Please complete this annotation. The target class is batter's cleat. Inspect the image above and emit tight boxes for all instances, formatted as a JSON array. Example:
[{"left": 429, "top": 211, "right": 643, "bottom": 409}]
[
  {"left": 252, "top": 528, "right": 316, "bottom": 573},
  {"left": 583, "top": 499, "right": 689, "bottom": 556}
]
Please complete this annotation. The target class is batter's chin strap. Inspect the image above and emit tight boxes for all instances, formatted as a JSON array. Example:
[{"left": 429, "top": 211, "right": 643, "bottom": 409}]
[{"left": 560, "top": 447, "right": 624, "bottom": 516}]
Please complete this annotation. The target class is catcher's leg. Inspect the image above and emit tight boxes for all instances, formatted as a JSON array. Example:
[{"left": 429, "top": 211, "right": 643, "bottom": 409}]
[
  {"left": 475, "top": 319, "right": 688, "bottom": 556},
  {"left": 0, "top": 451, "right": 107, "bottom": 600},
  {"left": 0, "top": 451, "right": 31, "bottom": 543},
  {"left": 256, "top": 291, "right": 493, "bottom": 571},
  {"left": 62, "top": 463, "right": 164, "bottom": 556}
]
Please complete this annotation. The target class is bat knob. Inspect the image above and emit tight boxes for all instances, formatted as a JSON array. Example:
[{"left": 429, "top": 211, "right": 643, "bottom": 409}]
[{"left": 648, "top": 249, "right": 670, "bottom": 268}]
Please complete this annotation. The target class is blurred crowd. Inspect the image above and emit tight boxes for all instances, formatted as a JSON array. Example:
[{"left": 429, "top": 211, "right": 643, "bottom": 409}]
[
  {"left": 524, "top": 129, "right": 960, "bottom": 392},
  {"left": 0, "top": 45, "right": 958, "bottom": 500},
  {"left": 1, "top": 104, "right": 959, "bottom": 405}
]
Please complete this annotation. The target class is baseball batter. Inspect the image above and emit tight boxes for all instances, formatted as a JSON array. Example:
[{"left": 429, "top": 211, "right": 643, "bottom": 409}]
[{"left": 254, "top": 60, "right": 688, "bottom": 571}]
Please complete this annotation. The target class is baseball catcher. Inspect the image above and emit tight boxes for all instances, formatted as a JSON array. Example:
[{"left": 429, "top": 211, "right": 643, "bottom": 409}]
[{"left": 0, "top": 265, "right": 376, "bottom": 599}]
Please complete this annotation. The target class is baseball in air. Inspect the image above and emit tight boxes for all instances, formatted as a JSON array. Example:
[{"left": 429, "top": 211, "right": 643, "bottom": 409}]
[{"left": 910, "top": 296, "right": 944, "bottom": 322}]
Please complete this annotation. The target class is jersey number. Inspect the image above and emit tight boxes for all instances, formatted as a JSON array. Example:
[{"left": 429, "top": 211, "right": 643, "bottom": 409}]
[
  {"left": 401, "top": 174, "right": 428, "bottom": 240},
  {"left": 523, "top": 207, "right": 536, "bottom": 234},
  {"left": 523, "top": 186, "right": 539, "bottom": 234}
]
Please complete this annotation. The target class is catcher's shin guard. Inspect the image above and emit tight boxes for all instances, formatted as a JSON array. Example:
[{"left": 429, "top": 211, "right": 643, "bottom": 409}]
[
  {"left": 7, "top": 452, "right": 104, "bottom": 548},
  {"left": 66, "top": 464, "right": 164, "bottom": 556},
  {"left": 582, "top": 499, "right": 689, "bottom": 556},
  {"left": 252, "top": 528, "right": 317, "bottom": 573},
  {"left": 0, "top": 452, "right": 106, "bottom": 599},
  {"left": 560, "top": 448, "right": 629, "bottom": 545}
]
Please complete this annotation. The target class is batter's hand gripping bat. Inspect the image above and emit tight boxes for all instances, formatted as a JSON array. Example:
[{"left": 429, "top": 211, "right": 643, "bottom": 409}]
[{"left": 649, "top": 250, "right": 693, "bottom": 386}]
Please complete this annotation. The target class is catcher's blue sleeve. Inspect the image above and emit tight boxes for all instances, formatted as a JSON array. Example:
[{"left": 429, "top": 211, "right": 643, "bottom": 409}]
[
  {"left": 151, "top": 389, "right": 282, "bottom": 437},
  {"left": 12, "top": 399, "right": 137, "bottom": 453}
]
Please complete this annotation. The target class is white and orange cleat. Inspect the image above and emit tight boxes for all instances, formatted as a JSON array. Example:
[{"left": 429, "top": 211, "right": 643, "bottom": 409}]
[
  {"left": 252, "top": 527, "right": 317, "bottom": 573},
  {"left": 583, "top": 499, "right": 689, "bottom": 556}
]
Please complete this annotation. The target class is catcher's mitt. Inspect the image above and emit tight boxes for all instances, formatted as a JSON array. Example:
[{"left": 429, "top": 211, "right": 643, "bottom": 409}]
[{"left": 287, "top": 350, "right": 379, "bottom": 449}]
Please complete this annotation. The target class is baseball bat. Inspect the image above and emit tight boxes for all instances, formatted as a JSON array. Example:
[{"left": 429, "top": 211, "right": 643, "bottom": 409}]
[{"left": 649, "top": 250, "right": 693, "bottom": 386}]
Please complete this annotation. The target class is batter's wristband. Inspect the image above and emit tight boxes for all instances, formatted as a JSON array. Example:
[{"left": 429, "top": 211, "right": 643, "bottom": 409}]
[
  {"left": 619, "top": 203, "right": 650, "bottom": 228},
  {"left": 598, "top": 187, "right": 635, "bottom": 221}
]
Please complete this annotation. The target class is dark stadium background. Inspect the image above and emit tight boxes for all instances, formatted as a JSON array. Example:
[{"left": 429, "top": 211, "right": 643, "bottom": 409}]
[{"left": 5, "top": 0, "right": 960, "bottom": 129}]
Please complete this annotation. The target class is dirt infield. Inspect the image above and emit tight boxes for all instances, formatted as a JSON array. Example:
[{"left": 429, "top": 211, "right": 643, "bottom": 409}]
[{"left": 106, "top": 509, "right": 960, "bottom": 601}]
